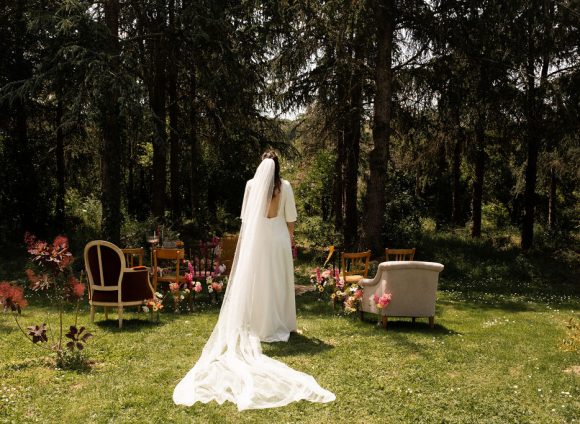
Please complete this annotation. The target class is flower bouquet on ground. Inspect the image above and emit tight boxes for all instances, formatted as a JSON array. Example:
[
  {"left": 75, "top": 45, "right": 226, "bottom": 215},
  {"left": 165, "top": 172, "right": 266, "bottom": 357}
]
[
  {"left": 372, "top": 293, "right": 393, "bottom": 327},
  {"left": 206, "top": 276, "right": 226, "bottom": 304},
  {"left": 143, "top": 293, "right": 164, "bottom": 322},
  {"left": 310, "top": 267, "right": 340, "bottom": 301}
]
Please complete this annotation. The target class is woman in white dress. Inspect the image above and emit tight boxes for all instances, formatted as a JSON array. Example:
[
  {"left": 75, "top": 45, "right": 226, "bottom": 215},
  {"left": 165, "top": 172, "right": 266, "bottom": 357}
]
[
  {"left": 242, "top": 151, "right": 297, "bottom": 342},
  {"left": 173, "top": 151, "right": 335, "bottom": 411}
]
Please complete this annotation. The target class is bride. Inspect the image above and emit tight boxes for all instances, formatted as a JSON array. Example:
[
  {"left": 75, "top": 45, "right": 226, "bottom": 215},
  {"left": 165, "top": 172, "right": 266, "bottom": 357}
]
[{"left": 173, "top": 151, "right": 335, "bottom": 410}]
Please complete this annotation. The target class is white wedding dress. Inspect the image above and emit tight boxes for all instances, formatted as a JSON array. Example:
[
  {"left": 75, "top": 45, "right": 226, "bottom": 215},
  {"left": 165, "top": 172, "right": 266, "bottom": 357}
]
[{"left": 173, "top": 159, "right": 335, "bottom": 411}]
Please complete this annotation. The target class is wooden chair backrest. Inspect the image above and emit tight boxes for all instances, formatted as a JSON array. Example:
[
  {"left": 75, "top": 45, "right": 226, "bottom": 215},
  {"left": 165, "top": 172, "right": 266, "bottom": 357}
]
[
  {"left": 219, "top": 234, "right": 238, "bottom": 276},
  {"left": 84, "top": 240, "right": 126, "bottom": 290},
  {"left": 152, "top": 248, "right": 185, "bottom": 290},
  {"left": 385, "top": 248, "right": 416, "bottom": 262},
  {"left": 341, "top": 250, "right": 371, "bottom": 278},
  {"left": 122, "top": 247, "right": 144, "bottom": 267}
]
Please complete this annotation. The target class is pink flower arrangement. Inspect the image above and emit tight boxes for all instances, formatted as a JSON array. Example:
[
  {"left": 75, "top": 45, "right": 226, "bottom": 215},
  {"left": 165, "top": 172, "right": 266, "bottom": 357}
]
[
  {"left": 169, "top": 282, "right": 180, "bottom": 293},
  {"left": 193, "top": 281, "right": 203, "bottom": 293},
  {"left": 373, "top": 293, "right": 393, "bottom": 309}
]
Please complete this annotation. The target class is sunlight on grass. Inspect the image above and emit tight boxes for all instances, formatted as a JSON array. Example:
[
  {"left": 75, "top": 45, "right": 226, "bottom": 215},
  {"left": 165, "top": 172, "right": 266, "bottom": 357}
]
[{"left": 1, "top": 289, "right": 578, "bottom": 423}]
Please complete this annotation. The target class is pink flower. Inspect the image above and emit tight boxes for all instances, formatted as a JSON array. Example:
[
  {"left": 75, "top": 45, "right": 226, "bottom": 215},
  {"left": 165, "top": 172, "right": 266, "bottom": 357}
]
[
  {"left": 0, "top": 282, "right": 28, "bottom": 310},
  {"left": 187, "top": 261, "right": 194, "bottom": 274},
  {"left": 336, "top": 278, "right": 345, "bottom": 290},
  {"left": 184, "top": 272, "right": 193, "bottom": 284},
  {"left": 374, "top": 293, "right": 392, "bottom": 309},
  {"left": 68, "top": 276, "right": 85, "bottom": 299},
  {"left": 211, "top": 282, "right": 223, "bottom": 293},
  {"left": 354, "top": 289, "right": 363, "bottom": 299},
  {"left": 169, "top": 282, "right": 180, "bottom": 293},
  {"left": 316, "top": 267, "right": 322, "bottom": 283},
  {"left": 194, "top": 282, "right": 202, "bottom": 293},
  {"left": 321, "top": 269, "right": 331, "bottom": 278}
]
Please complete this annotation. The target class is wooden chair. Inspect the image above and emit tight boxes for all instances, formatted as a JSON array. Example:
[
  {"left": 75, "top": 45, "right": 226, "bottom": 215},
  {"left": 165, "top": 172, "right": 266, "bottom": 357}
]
[
  {"left": 385, "top": 248, "right": 416, "bottom": 262},
  {"left": 341, "top": 250, "right": 371, "bottom": 284},
  {"left": 84, "top": 240, "right": 154, "bottom": 328},
  {"left": 152, "top": 248, "right": 185, "bottom": 292},
  {"left": 218, "top": 234, "right": 238, "bottom": 277},
  {"left": 122, "top": 247, "right": 145, "bottom": 267}
]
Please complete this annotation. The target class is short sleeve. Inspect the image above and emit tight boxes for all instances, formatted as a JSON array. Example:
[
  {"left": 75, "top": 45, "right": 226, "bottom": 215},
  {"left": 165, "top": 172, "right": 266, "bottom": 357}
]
[
  {"left": 240, "top": 180, "right": 252, "bottom": 220},
  {"left": 284, "top": 181, "right": 298, "bottom": 223}
]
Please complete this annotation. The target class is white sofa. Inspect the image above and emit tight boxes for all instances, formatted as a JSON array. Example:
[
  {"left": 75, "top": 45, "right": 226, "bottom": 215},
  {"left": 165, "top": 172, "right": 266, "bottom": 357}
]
[{"left": 359, "top": 261, "right": 444, "bottom": 329}]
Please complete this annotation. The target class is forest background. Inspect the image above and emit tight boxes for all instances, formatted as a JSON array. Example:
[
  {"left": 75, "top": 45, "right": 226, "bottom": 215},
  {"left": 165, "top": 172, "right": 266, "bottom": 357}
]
[{"left": 0, "top": 0, "right": 578, "bottom": 267}]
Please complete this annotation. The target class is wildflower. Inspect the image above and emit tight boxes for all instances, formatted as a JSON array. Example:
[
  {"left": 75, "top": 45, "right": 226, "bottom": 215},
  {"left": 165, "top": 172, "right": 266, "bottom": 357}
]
[
  {"left": 194, "top": 282, "right": 203, "bottom": 293},
  {"left": 68, "top": 276, "right": 85, "bottom": 299}
]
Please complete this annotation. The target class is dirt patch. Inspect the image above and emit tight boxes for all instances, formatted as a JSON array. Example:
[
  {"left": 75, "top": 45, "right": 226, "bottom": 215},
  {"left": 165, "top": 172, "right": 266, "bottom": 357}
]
[
  {"left": 294, "top": 284, "right": 314, "bottom": 296},
  {"left": 563, "top": 365, "right": 580, "bottom": 376}
]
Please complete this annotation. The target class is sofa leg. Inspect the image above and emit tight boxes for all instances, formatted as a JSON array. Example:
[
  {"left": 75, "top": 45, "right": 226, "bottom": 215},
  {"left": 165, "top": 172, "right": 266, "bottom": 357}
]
[
  {"left": 90, "top": 305, "right": 95, "bottom": 323},
  {"left": 412, "top": 317, "right": 416, "bottom": 324},
  {"left": 429, "top": 316, "right": 434, "bottom": 329},
  {"left": 118, "top": 306, "right": 123, "bottom": 328},
  {"left": 381, "top": 315, "right": 388, "bottom": 330}
]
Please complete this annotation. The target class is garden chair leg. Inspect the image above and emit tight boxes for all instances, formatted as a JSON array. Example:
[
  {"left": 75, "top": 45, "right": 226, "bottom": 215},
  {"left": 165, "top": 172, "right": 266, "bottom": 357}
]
[
  {"left": 104, "top": 306, "right": 108, "bottom": 320},
  {"left": 118, "top": 306, "right": 123, "bottom": 328},
  {"left": 90, "top": 305, "right": 95, "bottom": 323},
  {"left": 429, "top": 316, "right": 434, "bottom": 329},
  {"left": 381, "top": 315, "right": 388, "bottom": 330}
]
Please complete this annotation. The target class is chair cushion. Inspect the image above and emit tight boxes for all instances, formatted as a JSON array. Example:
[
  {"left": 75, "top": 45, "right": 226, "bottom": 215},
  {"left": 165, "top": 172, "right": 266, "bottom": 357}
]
[
  {"left": 92, "top": 270, "right": 153, "bottom": 303},
  {"left": 345, "top": 275, "right": 363, "bottom": 283}
]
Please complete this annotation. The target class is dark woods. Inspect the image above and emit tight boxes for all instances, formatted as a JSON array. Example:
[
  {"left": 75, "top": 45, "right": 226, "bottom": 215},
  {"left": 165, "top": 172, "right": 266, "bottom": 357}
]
[{"left": 0, "top": 0, "right": 578, "bottom": 255}]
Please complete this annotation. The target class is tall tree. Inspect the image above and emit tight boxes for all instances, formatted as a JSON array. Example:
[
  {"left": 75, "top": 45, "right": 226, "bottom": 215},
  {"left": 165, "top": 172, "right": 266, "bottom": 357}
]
[
  {"left": 364, "top": 0, "right": 394, "bottom": 255},
  {"left": 101, "top": 0, "right": 123, "bottom": 243}
]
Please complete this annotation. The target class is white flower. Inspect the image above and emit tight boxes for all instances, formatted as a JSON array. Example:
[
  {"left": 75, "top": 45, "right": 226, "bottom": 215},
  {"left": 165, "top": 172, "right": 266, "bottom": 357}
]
[
  {"left": 219, "top": 264, "right": 227, "bottom": 274},
  {"left": 142, "top": 306, "right": 150, "bottom": 313},
  {"left": 154, "top": 292, "right": 163, "bottom": 299},
  {"left": 180, "top": 295, "right": 185, "bottom": 300},
  {"left": 208, "top": 287, "right": 214, "bottom": 293}
]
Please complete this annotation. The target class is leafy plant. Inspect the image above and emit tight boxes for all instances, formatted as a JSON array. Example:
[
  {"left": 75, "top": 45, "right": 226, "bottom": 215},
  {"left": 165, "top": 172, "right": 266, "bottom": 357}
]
[{"left": 6, "top": 233, "right": 94, "bottom": 370}]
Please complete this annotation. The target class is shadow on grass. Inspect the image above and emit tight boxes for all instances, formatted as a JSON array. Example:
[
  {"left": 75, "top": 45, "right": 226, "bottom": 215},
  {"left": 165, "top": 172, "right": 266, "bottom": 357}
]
[
  {"left": 94, "top": 317, "right": 168, "bottom": 332},
  {"left": 416, "top": 232, "right": 579, "bottom": 298},
  {"left": 262, "top": 332, "right": 334, "bottom": 357}
]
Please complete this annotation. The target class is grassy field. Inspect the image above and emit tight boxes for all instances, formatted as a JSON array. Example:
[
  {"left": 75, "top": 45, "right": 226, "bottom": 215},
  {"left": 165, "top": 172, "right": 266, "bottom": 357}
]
[{"left": 1, "top": 232, "right": 579, "bottom": 423}]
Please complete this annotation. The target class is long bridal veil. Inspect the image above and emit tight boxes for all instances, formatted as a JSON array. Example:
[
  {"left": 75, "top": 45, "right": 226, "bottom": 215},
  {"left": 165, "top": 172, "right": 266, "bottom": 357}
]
[{"left": 173, "top": 158, "right": 335, "bottom": 411}]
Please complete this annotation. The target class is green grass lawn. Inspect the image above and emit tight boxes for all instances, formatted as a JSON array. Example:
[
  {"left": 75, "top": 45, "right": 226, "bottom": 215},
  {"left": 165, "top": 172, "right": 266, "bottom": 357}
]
[{"left": 1, "top": 232, "right": 579, "bottom": 423}]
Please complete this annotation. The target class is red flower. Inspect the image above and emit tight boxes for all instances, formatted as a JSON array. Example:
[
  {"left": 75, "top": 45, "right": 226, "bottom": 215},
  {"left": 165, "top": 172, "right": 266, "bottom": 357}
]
[
  {"left": 68, "top": 276, "right": 85, "bottom": 299},
  {"left": 25, "top": 269, "right": 50, "bottom": 291},
  {"left": 0, "top": 282, "right": 28, "bottom": 311}
]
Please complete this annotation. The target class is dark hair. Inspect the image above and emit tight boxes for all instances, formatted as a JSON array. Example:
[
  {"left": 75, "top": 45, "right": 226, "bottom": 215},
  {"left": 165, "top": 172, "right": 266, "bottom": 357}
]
[{"left": 261, "top": 150, "right": 281, "bottom": 196}]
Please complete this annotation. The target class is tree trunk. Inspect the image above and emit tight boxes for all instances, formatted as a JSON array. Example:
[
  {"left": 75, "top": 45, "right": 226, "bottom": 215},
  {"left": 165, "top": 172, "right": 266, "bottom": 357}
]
[
  {"left": 333, "top": 131, "right": 345, "bottom": 234},
  {"left": 55, "top": 99, "right": 65, "bottom": 226},
  {"left": 101, "top": 0, "right": 122, "bottom": 243},
  {"left": 168, "top": 0, "right": 180, "bottom": 221},
  {"left": 364, "top": 0, "right": 393, "bottom": 256},
  {"left": 471, "top": 65, "right": 488, "bottom": 238},
  {"left": 150, "top": 10, "right": 167, "bottom": 219},
  {"left": 343, "top": 36, "right": 364, "bottom": 250},
  {"left": 189, "top": 67, "right": 200, "bottom": 217},
  {"left": 548, "top": 167, "right": 556, "bottom": 229},
  {"left": 451, "top": 108, "right": 463, "bottom": 226},
  {"left": 471, "top": 125, "right": 484, "bottom": 238}
]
